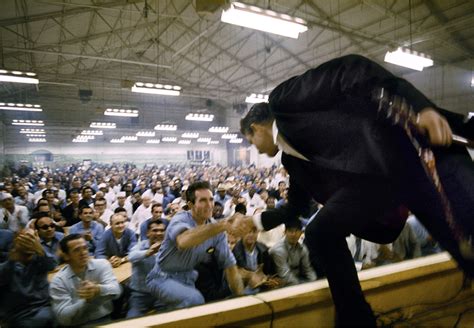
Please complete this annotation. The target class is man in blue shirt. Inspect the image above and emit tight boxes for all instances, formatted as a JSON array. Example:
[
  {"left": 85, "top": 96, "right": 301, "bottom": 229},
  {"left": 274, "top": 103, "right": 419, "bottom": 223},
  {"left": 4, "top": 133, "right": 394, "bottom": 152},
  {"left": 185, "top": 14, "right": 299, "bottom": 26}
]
[
  {"left": 127, "top": 219, "right": 167, "bottom": 318},
  {"left": 95, "top": 213, "right": 137, "bottom": 267},
  {"left": 0, "top": 229, "right": 56, "bottom": 327},
  {"left": 139, "top": 203, "right": 167, "bottom": 241},
  {"left": 70, "top": 206, "right": 104, "bottom": 255},
  {"left": 146, "top": 181, "right": 244, "bottom": 310},
  {"left": 33, "top": 212, "right": 64, "bottom": 267},
  {"left": 0, "top": 228, "right": 13, "bottom": 262}
]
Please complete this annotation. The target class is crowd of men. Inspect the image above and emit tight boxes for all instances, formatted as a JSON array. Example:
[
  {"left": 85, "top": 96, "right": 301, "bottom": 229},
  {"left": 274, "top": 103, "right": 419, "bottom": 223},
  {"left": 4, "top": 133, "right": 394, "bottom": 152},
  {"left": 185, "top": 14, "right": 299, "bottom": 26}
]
[{"left": 0, "top": 162, "right": 439, "bottom": 326}]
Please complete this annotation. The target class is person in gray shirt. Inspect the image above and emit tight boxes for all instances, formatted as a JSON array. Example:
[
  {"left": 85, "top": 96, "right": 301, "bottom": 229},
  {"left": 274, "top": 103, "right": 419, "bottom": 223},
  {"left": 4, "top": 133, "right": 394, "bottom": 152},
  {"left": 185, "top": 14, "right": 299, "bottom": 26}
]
[
  {"left": 270, "top": 220, "right": 317, "bottom": 286},
  {"left": 49, "top": 234, "right": 121, "bottom": 326}
]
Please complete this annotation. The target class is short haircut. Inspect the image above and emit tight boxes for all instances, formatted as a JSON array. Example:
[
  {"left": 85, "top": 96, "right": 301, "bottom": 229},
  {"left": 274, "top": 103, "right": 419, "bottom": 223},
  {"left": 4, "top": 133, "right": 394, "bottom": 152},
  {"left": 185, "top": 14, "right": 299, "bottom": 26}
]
[
  {"left": 79, "top": 205, "right": 92, "bottom": 215},
  {"left": 81, "top": 186, "right": 93, "bottom": 194},
  {"left": 235, "top": 203, "right": 247, "bottom": 215},
  {"left": 68, "top": 189, "right": 80, "bottom": 197},
  {"left": 285, "top": 220, "right": 303, "bottom": 231},
  {"left": 94, "top": 197, "right": 106, "bottom": 204},
  {"left": 114, "top": 207, "right": 126, "bottom": 213},
  {"left": 59, "top": 233, "right": 83, "bottom": 254},
  {"left": 42, "top": 189, "right": 54, "bottom": 197},
  {"left": 240, "top": 102, "right": 274, "bottom": 136},
  {"left": 151, "top": 203, "right": 163, "bottom": 211},
  {"left": 186, "top": 181, "right": 212, "bottom": 204},
  {"left": 33, "top": 212, "right": 52, "bottom": 229},
  {"left": 110, "top": 213, "right": 125, "bottom": 224},
  {"left": 147, "top": 218, "right": 166, "bottom": 230}
]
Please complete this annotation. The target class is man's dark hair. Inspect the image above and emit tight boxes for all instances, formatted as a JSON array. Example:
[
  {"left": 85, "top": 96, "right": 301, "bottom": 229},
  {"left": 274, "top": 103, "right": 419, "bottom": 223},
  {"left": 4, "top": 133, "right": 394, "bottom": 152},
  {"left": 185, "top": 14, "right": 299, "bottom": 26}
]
[
  {"left": 186, "top": 181, "right": 212, "bottom": 204},
  {"left": 285, "top": 219, "right": 303, "bottom": 231},
  {"left": 240, "top": 102, "right": 274, "bottom": 136},
  {"left": 151, "top": 203, "right": 163, "bottom": 211},
  {"left": 94, "top": 197, "right": 106, "bottom": 205},
  {"left": 147, "top": 218, "right": 167, "bottom": 230},
  {"left": 81, "top": 186, "right": 94, "bottom": 194},
  {"left": 33, "top": 212, "right": 52, "bottom": 229},
  {"left": 114, "top": 207, "right": 126, "bottom": 213},
  {"left": 78, "top": 205, "right": 92, "bottom": 215},
  {"left": 59, "top": 233, "right": 83, "bottom": 254},
  {"left": 235, "top": 203, "right": 247, "bottom": 215}
]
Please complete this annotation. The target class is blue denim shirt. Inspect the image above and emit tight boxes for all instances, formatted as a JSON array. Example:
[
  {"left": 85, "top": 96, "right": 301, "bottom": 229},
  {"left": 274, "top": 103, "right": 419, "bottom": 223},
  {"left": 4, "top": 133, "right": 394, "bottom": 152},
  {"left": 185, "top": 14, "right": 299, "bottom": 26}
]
[
  {"left": 69, "top": 221, "right": 104, "bottom": 255},
  {"left": 128, "top": 240, "right": 157, "bottom": 292}
]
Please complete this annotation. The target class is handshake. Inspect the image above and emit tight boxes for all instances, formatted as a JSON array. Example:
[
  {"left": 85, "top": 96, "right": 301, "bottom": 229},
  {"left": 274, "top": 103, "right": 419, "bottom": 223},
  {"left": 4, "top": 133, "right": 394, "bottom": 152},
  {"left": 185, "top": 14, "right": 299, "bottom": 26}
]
[{"left": 223, "top": 212, "right": 256, "bottom": 238}]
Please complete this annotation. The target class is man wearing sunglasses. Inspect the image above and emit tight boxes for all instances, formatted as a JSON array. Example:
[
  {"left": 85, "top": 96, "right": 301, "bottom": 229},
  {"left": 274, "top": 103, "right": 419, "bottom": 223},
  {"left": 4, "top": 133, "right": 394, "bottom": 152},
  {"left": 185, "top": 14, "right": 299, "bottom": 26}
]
[{"left": 33, "top": 212, "right": 64, "bottom": 267}]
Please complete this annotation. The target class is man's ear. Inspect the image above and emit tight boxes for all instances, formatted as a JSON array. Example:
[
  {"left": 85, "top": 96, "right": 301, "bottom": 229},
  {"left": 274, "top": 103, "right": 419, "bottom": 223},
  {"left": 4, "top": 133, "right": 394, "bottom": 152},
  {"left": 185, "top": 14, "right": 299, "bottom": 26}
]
[{"left": 250, "top": 123, "right": 260, "bottom": 134}]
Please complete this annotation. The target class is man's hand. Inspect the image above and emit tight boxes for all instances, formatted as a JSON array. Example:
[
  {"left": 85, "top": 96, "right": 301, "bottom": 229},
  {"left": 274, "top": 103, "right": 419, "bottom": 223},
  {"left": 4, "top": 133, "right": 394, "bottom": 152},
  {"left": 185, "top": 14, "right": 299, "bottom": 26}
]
[
  {"left": 417, "top": 108, "right": 452, "bottom": 146},
  {"left": 146, "top": 242, "right": 161, "bottom": 257},
  {"left": 77, "top": 280, "right": 100, "bottom": 301},
  {"left": 225, "top": 213, "right": 255, "bottom": 238},
  {"left": 82, "top": 231, "right": 93, "bottom": 241},
  {"left": 16, "top": 230, "right": 45, "bottom": 256},
  {"left": 109, "top": 256, "right": 122, "bottom": 268}
]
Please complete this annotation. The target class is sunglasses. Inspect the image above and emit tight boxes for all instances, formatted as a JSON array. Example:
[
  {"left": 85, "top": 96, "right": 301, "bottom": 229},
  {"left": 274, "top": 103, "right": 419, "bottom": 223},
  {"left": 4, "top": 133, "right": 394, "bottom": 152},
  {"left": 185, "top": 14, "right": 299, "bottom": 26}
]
[{"left": 39, "top": 224, "right": 55, "bottom": 230}]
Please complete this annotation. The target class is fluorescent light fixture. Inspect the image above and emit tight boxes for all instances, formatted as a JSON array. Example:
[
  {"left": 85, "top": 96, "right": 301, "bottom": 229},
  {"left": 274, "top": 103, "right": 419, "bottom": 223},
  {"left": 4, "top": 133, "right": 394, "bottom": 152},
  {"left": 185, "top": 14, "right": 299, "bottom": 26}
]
[
  {"left": 26, "top": 134, "right": 45, "bottom": 137},
  {"left": 471, "top": 78, "right": 474, "bottom": 87},
  {"left": 90, "top": 122, "right": 116, "bottom": 129},
  {"left": 384, "top": 47, "right": 433, "bottom": 71},
  {"left": 182, "top": 132, "right": 199, "bottom": 138},
  {"left": 110, "top": 139, "right": 125, "bottom": 143},
  {"left": 20, "top": 128, "right": 45, "bottom": 134},
  {"left": 0, "top": 102, "right": 42, "bottom": 112},
  {"left": 221, "top": 2, "right": 308, "bottom": 39},
  {"left": 197, "top": 137, "right": 211, "bottom": 143},
  {"left": 162, "top": 137, "right": 177, "bottom": 142},
  {"left": 12, "top": 119, "right": 44, "bottom": 126},
  {"left": 222, "top": 133, "right": 238, "bottom": 139},
  {"left": 0, "top": 69, "right": 39, "bottom": 84},
  {"left": 72, "top": 138, "right": 88, "bottom": 143},
  {"left": 209, "top": 126, "right": 229, "bottom": 133},
  {"left": 81, "top": 130, "right": 103, "bottom": 135},
  {"left": 75, "top": 135, "right": 95, "bottom": 140},
  {"left": 104, "top": 108, "right": 139, "bottom": 117},
  {"left": 178, "top": 139, "right": 191, "bottom": 145},
  {"left": 121, "top": 136, "right": 138, "bottom": 141},
  {"left": 28, "top": 138, "right": 46, "bottom": 142},
  {"left": 154, "top": 124, "right": 177, "bottom": 131},
  {"left": 146, "top": 139, "right": 161, "bottom": 144},
  {"left": 132, "top": 82, "right": 181, "bottom": 96},
  {"left": 209, "top": 140, "right": 220, "bottom": 145},
  {"left": 245, "top": 93, "right": 269, "bottom": 104},
  {"left": 229, "top": 138, "right": 243, "bottom": 143},
  {"left": 185, "top": 113, "right": 214, "bottom": 122},
  {"left": 136, "top": 131, "right": 156, "bottom": 137}
]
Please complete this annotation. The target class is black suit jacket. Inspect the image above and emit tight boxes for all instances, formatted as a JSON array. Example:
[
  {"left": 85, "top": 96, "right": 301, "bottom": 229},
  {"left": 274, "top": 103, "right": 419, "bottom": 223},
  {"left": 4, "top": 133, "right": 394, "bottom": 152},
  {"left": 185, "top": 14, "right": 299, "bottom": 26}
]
[{"left": 261, "top": 54, "right": 470, "bottom": 243}]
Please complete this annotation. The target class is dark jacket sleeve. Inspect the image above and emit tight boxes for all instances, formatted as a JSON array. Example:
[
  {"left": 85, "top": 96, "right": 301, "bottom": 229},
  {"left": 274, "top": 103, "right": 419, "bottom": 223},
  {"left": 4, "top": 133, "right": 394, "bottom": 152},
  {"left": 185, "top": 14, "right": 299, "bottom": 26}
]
[{"left": 270, "top": 54, "right": 435, "bottom": 115}]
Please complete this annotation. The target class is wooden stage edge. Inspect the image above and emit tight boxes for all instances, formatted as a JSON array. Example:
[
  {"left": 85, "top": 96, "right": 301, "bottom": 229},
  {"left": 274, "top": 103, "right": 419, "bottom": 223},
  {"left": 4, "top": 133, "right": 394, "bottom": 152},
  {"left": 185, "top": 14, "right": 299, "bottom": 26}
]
[{"left": 102, "top": 252, "right": 474, "bottom": 327}]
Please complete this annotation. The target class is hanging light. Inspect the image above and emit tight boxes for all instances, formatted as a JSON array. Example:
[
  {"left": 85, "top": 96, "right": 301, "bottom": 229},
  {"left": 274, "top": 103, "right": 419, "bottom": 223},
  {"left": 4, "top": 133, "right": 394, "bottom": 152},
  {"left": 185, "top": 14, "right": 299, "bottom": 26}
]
[
  {"left": 222, "top": 133, "right": 238, "bottom": 139},
  {"left": 245, "top": 93, "right": 269, "bottom": 104},
  {"left": 181, "top": 132, "right": 199, "bottom": 138},
  {"left": 197, "top": 137, "right": 211, "bottom": 143},
  {"left": 104, "top": 108, "right": 139, "bottom": 117},
  {"left": 136, "top": 131, "right": 156, "bottom": 137},
  {"left": 121, "top": 136, "right": 138, "bottom": 141},
  {"left": 221, "top": 2, "right": 308, "bottom": 39},
  {"left": 90, "top": 122, "right": 116, "bottom": 129},
  {"left": 146, "top": 139, "right": 161, "bottom": 144},
  {"left": 209, "top": 140, "right": 220, "bottom": 145},
  {"left": 28, "top": 138, "right": 46, "bottom": 142},
  {"left": 162, "top": 137, "right": 177, "bottom": 142},
  {"left": 178, "top": 139, "right": 191, "bottom": 145},
  {"left": 110, "top": 138, "right": 125, "bottom": 143},
  {"left": 185, "top": 113, "right": 214, "bottom": 122},
  {"left": 19, "top": 128, "right": 45, "bottom": 134},
  {"left": 0, "top": 69, "right": 39, "bottom": 84},
  {"left": 229, "top": 138, "right": 243, "bottom": 143},
  {"left": 131, "top": 82, "right": 181, "bottom": 96},
  {"left": 384, "top": 47, "right": 433, "bottom": 71},
  {"left": 0, "top": 103, "right": 42, "bottom": 112},
  {"left": 12, "top": 119, "right": 44, "bottom": 126},
  {"left": 208, "top": 126, "right": 229, "bottom": 133},
  {"left": 81, "top": 130, "right": 103, "bottom": 135},
  {"left": 154, "top": 124, "right": 177, "bottom": 131}
]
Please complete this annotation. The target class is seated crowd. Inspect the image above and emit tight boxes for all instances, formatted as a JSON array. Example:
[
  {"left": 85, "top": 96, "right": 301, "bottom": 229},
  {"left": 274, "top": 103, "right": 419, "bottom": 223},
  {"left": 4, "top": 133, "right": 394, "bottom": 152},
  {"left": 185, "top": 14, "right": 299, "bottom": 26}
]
[{"left": 0, "top": 162, "right": 440, "bottom": 326}]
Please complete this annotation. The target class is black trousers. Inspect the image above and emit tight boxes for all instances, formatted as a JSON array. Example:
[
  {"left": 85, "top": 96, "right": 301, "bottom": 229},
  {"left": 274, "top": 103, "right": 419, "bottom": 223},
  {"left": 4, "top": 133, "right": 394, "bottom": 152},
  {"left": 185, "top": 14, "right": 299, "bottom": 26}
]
[{"left": 303, "top": 145, "right": 474, "bottom": 327}]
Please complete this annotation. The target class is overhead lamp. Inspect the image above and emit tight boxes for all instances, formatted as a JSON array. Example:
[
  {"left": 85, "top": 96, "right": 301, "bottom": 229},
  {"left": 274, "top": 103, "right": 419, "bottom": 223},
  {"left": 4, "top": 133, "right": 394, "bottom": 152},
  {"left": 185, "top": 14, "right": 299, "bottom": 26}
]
[
  {"left": 12, "top": 119, "right": 44, "bottom": 126},
  {"left": 162, "top": 137, "right": 177, "bottom": 142},
  {"left": 136, "top": 131, "right": 156, "bottom": 137},
  {"left": 121, "top": 136, "right": 138, "bottom": 141},
  {"left": 20, "top": 128, "right": 45, "bottom": 134},
  {"left": 185, "top": 113, "right": 214, "bottom": 122},
  {"left": 197, "top": 137, "right": 211, "bottom": 143},
  {"left": 75, "top": 135, "right": 95, "bottom": 140},
  {"left": 104, "top": 108, "right": 139, "bottom": 117},
  {"left": 0, "top": 69, "right": 39, "bottom": 84},
  {"left": 245, "top": 93, "right": 269, "bottom": 104},
  {"left": 209, "top": 126, "right": 229, "bottom": 133},
  {"left": 229, "top": 138, "right": 243, "bottom": 143},
  {"left": 384, "top": 47, "right": 433, "bottom": 71},
  {"left": 182, "top": 132, "right": 199, "bottom": 138},
  {"left": 28, "top": 138, "right": 46, "bottom": 142},
  {"left": 221, "top": 2, "right": 308, "bottom": 39},
  {"left": 209, "top": 140, "right": 220, "bottom": 145},
  {"left": 0, "top": 103, "right": 42, "bottom": 112},
  {"left": 81, "top": 130, "right": 103, "bottom": 135},
  {"left": 154, "top": 124, "right": 177, "bottom": 131},
  {"left": 26, "top": 134, "right": 46, "bottom": 137},
  {"left": 110, "top": 139, "right": 125, "bottom": 143},
  {"left": 222, "top": 133, "right": 238, "bottom": 139},
  {"left": 146, "top": 139, "right": 161, "bottom": 144},
  {"left": 90, "top": 122, "right": 116, "bottom": 129},
  {"left": 72, "top": 138, "right": 88, "bottom": 143},
  {"left": 132, "top": 82, "right": 181, "bottom": 96},
  {"left": 471, "top": 78, "right": 474, "bottom": 87},
  {"left": 178, "top": 139, "right": 191, "bottom": 145}
]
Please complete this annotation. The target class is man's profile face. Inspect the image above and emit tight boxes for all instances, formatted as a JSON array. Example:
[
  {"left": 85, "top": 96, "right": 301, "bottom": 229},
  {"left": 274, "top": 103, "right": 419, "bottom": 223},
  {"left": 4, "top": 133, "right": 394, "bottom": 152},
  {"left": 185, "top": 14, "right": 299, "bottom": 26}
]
[
  {"left": 190, "top": 188, "right": 214, "bottom": 222},
  {"left": 245, "top": 123, "right": 278, "bottom": 157}
]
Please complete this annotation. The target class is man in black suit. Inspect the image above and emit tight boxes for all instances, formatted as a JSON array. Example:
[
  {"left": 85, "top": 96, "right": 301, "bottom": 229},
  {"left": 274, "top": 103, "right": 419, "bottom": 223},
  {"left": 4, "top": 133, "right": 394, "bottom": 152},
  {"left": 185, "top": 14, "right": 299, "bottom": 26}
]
[{"left": 237, "top": 54, "right": 474, "bottom": 326}]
